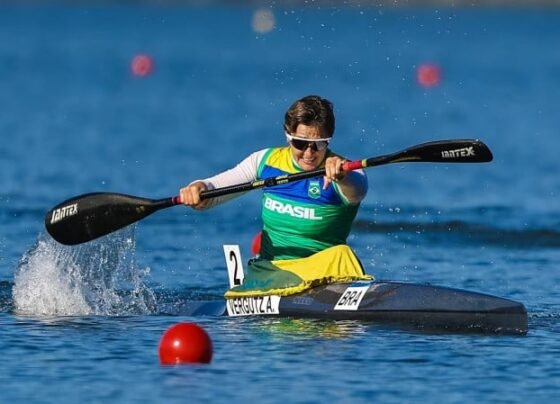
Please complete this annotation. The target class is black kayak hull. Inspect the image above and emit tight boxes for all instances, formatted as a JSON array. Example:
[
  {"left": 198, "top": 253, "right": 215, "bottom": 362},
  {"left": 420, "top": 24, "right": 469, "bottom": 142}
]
[{"left": 176, "top": 281, "right": 528, "bottom": 335}]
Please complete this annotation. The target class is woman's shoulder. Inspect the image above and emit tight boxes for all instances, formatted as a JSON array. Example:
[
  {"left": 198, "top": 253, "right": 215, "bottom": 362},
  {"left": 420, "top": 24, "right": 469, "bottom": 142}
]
[{"left": 254, "top": 146, "right": 292, "bottom": 176}]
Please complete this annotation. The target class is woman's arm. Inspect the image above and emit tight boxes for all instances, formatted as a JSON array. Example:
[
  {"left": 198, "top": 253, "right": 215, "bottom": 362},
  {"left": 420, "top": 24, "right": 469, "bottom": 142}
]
[{"left": 180, "top": 149, "right": 268, "bottom": 209}]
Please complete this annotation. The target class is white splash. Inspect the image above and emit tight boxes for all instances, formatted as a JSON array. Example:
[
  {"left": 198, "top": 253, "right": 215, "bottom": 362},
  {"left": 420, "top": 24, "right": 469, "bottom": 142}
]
[{"left": 13, "top": 227, "right": 157, "bottom": 316}]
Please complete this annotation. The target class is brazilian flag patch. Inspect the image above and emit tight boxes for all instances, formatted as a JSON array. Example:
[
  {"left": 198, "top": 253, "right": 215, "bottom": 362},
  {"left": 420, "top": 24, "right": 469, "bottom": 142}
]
[{"left": 308, "top": 180, "right": 321, "bottom": 199}]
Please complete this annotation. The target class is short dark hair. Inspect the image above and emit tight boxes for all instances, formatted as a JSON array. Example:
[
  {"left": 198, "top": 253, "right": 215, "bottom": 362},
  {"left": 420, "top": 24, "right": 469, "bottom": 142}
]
[{"left": 284, "top": 95, "right": 335, "bottom": 137}]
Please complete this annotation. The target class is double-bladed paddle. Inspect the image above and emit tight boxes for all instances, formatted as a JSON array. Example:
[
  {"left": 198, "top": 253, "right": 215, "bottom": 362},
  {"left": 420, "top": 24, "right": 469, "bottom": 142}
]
[{"left": 45, "top": 139, "right": 493, "bottom": 246}]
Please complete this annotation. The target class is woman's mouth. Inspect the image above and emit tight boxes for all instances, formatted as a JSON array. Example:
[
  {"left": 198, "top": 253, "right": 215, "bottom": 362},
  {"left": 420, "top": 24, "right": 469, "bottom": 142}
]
[{"left": 301, "top": 157, "right": 317, "bottom": 167}]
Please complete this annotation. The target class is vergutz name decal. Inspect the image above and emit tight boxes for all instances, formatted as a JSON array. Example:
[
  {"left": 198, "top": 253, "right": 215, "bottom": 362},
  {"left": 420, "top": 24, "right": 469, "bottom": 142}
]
[{"left": 226, "top": 295, "right": 280, "bottom": 317}]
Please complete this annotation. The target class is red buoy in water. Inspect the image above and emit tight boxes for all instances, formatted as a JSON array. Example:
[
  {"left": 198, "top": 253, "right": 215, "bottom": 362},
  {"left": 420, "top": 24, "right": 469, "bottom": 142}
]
[
  {"left": 251, "top": 231, "right": 262, "bottom": 256},
  {"left": 131, "top": 54, "right": 154, "bottom": 77},
  {"left": 417, "top": 63, "right": 442, "bottom": 88},
  {"left": 159, "top": 322, "right": 213, "bottom": 364}
]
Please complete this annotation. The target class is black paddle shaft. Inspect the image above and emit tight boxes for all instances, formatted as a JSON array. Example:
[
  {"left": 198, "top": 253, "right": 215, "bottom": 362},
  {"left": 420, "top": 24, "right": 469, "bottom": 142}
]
[{"left": 45, "top": 139, "right": 492, "bottom": 245}]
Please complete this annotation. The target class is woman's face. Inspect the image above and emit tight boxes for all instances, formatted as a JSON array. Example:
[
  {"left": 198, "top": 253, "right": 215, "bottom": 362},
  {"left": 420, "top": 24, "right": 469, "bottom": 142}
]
[{"left": 287, "top": 124, "right": 330, "bottom": 171}]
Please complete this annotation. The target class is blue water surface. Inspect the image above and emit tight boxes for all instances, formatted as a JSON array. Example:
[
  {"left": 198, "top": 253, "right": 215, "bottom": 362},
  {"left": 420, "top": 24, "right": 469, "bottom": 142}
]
[{"left": 0, "top": 3, "right": 559, "bottom": 403}]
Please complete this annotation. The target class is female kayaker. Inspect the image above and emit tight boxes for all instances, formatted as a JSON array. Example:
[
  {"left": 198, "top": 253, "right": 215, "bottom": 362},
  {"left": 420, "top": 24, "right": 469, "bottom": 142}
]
[{"left": 180, "top": 95, "right": 370, "bottom": 295}]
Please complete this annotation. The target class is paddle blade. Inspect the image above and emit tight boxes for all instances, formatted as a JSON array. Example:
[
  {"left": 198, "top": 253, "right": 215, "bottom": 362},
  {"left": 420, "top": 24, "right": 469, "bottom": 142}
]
[
  {"left": 45, "top": 192, "right": 175, "bottom": 245},
  {"left": 367, "top": 139, "right": 493, "bottom": 167}
]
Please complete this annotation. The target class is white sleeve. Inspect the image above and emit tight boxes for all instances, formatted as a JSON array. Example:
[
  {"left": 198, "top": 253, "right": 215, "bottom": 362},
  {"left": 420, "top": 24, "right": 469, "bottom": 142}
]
[{"left": 192, "top": 149, "right": 269, "bottom": 208}]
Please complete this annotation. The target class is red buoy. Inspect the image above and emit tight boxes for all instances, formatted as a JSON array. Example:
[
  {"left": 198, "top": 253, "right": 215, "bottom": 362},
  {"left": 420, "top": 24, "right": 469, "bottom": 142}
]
[
  {"left": 417, "top": 63, "right": 442, "bottom": 88},
  {"left": 251, "top": 231, "right": 262, "bottom": 256},
  {"left": 159, "top": 322, "right": 213, "bottom": 364},
  {"left": 131, "top": 54, "right": 154, "bottom": 77}
]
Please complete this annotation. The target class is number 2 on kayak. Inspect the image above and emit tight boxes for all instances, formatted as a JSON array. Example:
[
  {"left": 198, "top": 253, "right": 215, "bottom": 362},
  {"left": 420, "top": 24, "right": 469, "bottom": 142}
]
[{"left": 224, "top": 245, "right": 245, "bottom": 288}]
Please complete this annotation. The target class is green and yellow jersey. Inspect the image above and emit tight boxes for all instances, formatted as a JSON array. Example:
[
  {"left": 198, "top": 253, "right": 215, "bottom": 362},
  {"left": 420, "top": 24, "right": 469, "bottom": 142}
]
[
  {"left": 257, "top": 147, "right": 366, "bottom": 260},
  {"left": 198, "top": 146, "right": 368, "bottom": 260}
]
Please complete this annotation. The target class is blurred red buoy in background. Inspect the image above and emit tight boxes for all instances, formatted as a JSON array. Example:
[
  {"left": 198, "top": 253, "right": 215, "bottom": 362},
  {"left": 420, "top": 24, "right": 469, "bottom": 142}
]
[
  {"left": 159, "top": 322, "right": 213, "bottom": 365},
  {"left": 417, "top": 63, "right": 441, "bottom": 88},
  {"left": 131, "top": 54, "right": 154, "bottom": 77},
  {"left": 251, "top": 231, "right": 262, "bottom": 256}
]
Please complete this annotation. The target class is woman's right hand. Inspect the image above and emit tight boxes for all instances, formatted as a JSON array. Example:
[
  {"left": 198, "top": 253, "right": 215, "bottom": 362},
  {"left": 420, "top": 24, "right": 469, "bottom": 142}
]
[{"left": 179, "top": 181, "right": 209, "bottom": 209}]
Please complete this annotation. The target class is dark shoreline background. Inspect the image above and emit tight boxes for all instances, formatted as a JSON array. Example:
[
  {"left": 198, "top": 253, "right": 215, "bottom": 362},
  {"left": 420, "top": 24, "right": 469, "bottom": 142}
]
[{"left": 4, "top": 0, "right": 560, "bottom": 7}]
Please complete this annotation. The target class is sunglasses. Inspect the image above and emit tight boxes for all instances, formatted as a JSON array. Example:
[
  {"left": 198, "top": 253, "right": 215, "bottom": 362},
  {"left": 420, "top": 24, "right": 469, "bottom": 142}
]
[{"left": 285, "top": 133, "right": 332, "bottom": 151}]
